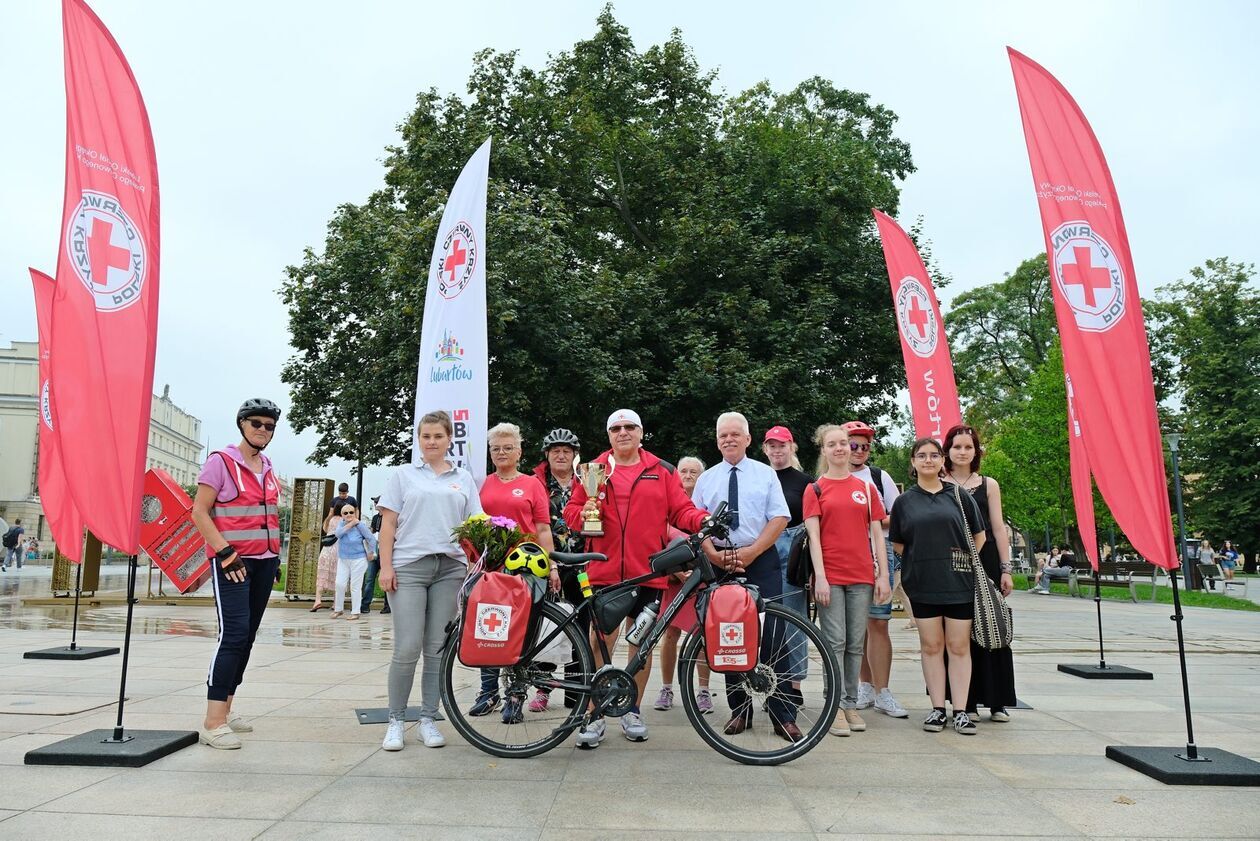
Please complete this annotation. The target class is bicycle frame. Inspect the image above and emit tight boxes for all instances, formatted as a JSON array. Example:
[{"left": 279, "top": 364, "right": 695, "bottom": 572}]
[{"left": 517, "top": 541, "right": 718, "bottom": 693}]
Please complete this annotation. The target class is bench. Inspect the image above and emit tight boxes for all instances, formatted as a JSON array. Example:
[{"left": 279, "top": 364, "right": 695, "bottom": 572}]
[
  {"left": 1068, "top": 559, "right": 1167, "bottom": 603},
  {"left": 1198, "top": 564, "right": 1250, "bottom": 598}
]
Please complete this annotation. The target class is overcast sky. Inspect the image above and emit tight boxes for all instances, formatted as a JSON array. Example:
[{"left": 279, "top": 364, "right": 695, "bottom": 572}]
[{"left": 2, "top": 0, "right": 1256, "bottom": 499}]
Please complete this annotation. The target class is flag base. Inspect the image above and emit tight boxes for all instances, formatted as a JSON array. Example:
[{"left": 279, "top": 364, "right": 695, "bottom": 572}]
[
  {"left": 1057, "top": 663, "right": 1153, "bottom": 680},
  {"left": 24, "top": 645, "right": 119, "bottom": 660},
  {"left": 24, "top": 729, "right": 196, "bottom": 768},
  {"left": 1106, "top": 746, "right": 1260, "bottom": 785},
  {"left": 355, "top": 707, "right": 443, "bottom": 724}
]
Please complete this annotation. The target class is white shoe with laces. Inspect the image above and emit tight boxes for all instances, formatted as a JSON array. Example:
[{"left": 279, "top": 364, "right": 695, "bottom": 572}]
[
  {"left": 418, "top": 717, "right": 445, "bottom": 748},
  {"left": 874, "top": 688, "right": 908, "bottom": 718},
  {"left": 382, "top": 717, "right": 405, "bottom": 751},
  {"left": 855, "top": 682, "right": 875, "bottom": 709}
]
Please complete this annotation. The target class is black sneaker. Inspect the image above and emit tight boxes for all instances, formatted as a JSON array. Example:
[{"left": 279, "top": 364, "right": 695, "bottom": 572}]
[
  {"left": 381, "top": 606, "right": 391, "bottom": 614},
  {"left": 501, "top": 695, "right": 524, "bottom": 725},
  {"left": 469, "top": 692, "right": 500, "bottom": 717},
  {"left": 923, "top": 709, "right": 948, "bottom": 732},
  {"left": 953, "top": 711, "right": 977, "bottom": 735}
]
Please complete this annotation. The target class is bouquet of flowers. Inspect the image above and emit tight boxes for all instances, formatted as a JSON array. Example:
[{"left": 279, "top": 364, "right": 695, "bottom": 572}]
[{"left": 451, "top": 513, "right": 529, "bottom": 569}]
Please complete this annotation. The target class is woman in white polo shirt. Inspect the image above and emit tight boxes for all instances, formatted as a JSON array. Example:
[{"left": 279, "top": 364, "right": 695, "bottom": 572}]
[{"left": 377, "top": 410, "right": 483, "bottom": 751}]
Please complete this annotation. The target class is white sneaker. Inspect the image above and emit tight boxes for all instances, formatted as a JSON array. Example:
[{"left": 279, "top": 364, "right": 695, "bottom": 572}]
[
  {"left": 855, "top": 682, "right": 875, "bottom": 709},
  {"left": 575, "top": 717, "right": 606, "bottom": 749},
  {"left": 620, "top": 712, "right": 649, "bottom": 742},
  {"left": 382, "top": 717, "right": 405, "bottom": 751},
  {"left": 874, "top": 688, "right": 908, "bottom": 718},
  {"left": 417, "top": 717, "right": 445, "bottom": 748}
]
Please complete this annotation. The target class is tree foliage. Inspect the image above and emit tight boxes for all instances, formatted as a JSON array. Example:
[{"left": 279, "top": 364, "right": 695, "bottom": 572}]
[
  {"left": 1153, "top": 259, "right": 1260, "bottom": 556},
  {"left": 280, "top": 7, "right": 915, "bottom": 469}
]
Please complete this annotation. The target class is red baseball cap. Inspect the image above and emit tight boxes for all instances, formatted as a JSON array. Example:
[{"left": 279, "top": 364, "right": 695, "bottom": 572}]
[{"left": 763, "top": 426, "right": 794, "bottom": 443}]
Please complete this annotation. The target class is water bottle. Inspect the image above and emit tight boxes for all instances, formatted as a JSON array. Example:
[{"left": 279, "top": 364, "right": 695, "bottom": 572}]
[{"left": 625, "top": 600, "right": 660, "bottom": 646}]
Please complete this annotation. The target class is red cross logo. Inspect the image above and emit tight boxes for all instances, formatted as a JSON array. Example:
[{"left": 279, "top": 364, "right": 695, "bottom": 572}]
[
  {"left": 444, "top": 238, "right": 467, "bottom": 284},
  {"left": 906, "top": 296, "right": 929, "bottom": 338},
  {"left": 724, "top": 625, "right": 740, "bottom": 642},
  {"left": 482, "top": 611, "right": 502, "bottom": 633},
  {"left": 1062, "top": 245, "right": 1112, "bottom": 308},
  {"left": 87, "top": 217, "right": 132, "bottom": 288}
]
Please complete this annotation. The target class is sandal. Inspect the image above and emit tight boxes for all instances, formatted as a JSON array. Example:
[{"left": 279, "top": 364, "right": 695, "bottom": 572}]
[
  {"left": 347, "top": 614, "right": 360, "bottom": 621},
  {"left": 330, "top": 611, "right": 343, "bottom": 618},
  {"left": 309, "top": 604, "right": 327, "bottom": 612}
]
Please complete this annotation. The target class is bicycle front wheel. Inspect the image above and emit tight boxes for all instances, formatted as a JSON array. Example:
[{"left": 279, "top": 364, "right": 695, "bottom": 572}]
[
  {"left": 440, "top": 599, "right": 596, "bottom": 759},
  {"left": 678, "top": 602, "right": 839, "bottom": 765}
]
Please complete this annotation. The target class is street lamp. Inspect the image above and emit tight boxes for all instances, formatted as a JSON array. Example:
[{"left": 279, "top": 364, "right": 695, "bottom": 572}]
[{"left": 1165, "top": 433, "right": 1191, "bottom": 587}]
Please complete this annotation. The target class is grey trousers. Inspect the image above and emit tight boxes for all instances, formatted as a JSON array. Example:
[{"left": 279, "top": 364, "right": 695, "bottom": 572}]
[
  {"left": 387, "top": 554, "right": 466, "bottom": 719},
  {"left": 816, "top": 583, "right": 874, "bottom": 708}
]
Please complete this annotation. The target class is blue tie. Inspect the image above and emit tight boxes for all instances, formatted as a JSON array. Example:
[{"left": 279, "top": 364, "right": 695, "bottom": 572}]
[{"left": 728, "top": 465, "right": 740, "bottom": 530}]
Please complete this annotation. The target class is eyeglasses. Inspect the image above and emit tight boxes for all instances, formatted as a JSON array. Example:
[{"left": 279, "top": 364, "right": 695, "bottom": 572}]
[
  {"left": 913, "top": 452, "right": 943, "bottom": 461},
  {"left": 247, "top": 419, "right": 276, "bottom": 432},
  {"left": 609, "top": 424, "right": 639, "bottom": 433},
  {"left": 849, "top": 442, "right": 871, "bottom": 452},
  {"left": 489, "top": 445, "right": 518, "bottom": 455}
]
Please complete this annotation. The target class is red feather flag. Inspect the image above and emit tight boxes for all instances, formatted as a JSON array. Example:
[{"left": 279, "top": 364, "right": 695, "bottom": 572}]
[
  {"left": 1009, "top": 48, "right": 1176, "bottom": 570},
  {"left": 50, "top": 0, "right": 160, "bottom": 553}
]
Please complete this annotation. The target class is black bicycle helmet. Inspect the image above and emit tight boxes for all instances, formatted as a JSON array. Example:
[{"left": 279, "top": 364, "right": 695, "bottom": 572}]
[
  {"left": 541, "top": 428, "right": 580, "bottom": 452},
  {"left": 236, "top": 398, "right": 282, "bottom": 424}
]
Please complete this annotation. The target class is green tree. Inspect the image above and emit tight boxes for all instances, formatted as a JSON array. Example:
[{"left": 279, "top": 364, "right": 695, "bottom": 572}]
[
  {"left": 945, "top": 255, "right": 1056, "bottom": 426},
  {"left": 1155, "top": 259, "right": 1260, "bottom": 561},
  {"left": 281, "top": 7, "right": 915, "bottom": 469}
]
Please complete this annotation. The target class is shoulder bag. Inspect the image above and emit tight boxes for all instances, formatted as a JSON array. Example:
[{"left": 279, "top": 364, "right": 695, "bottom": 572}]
[{"left": 952, "top": 483, "right": 1012, "bottom": 650}]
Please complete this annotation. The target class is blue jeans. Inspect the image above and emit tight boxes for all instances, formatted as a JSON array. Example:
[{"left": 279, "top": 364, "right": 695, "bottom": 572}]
[
  {"left": 362, "top": 559, "right": 388, "bottom": 611},
  {"left": 775, "top": 526, "right": 808, "bottom": 681},
  {"left": 868, "top": 537, "right": 899, "bottom": 619},
  {"left": 4, "top": 546, "right": 21, "bottom": 568}
]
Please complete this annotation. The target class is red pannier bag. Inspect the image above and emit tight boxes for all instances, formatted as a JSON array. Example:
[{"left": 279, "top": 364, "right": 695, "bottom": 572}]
[
  {"left": 704, "top": 583, "right": 760, "bottom": 672},
  {"left": 459, "top": 571, "right": 533, "bottom": 667}
]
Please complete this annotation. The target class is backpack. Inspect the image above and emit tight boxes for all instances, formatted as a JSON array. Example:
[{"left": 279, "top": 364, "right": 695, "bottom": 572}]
[
  {"left": 702, "top": 582, "right": 761, "bottom": 672},
  {"left": 2, "top": 527, "right": 19, "bottom": 549},
  {"left": 458, "top": 571, "right": 535, "bottom": 667},
  {"left": 868, "top": 465, "right": 887, "bottom": 507}
]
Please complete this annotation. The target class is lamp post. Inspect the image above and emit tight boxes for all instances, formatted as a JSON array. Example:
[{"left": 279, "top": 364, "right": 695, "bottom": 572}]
[{"left": 1166, "top": 433, "right": 1190, "bottom": 584}]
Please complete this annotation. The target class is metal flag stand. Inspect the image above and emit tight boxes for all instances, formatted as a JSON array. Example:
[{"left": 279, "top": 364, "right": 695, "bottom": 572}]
[
  {"left": 25, "top": 556, "right": 196, "bottom": 767},
  {"left": 24, "top": 536, "right": 119, "bottom": 660},
  {"left": 1104, "top": 433, "right": 1260, "bottom": 785},
  {"left": 1056, "top": 566, "right": 1152, "bottom": 680}
]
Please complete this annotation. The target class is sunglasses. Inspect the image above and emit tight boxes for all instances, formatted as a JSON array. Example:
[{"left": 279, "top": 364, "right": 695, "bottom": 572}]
[
  {"left": 247, "top": 419, "right": 276, "bottom": 432},
  {"left": 609, "top": 424, "right": 639, "bottom": 433},
  {"left": 848, "top": 442, "right": 871, "bottom": 452}
]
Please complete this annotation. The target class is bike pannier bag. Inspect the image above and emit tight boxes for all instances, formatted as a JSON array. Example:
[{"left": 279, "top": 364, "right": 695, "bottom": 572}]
[
  {"left": 459, "top": 571, "right": 533, "bottom": 667},
  {"left": 704, "top": 584, "right": 760, "bottom": 673}
]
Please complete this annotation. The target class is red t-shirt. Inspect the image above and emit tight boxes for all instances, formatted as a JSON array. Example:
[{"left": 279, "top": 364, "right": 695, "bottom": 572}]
[
  {"left": 606, "top": 460, "right": 646, "bottom": 525},
  {"left": 802, "top": 474, "right": 887, "bottom": 585},
  {"left": 479, "top": 474, "right": 550, "bottom": 534}
]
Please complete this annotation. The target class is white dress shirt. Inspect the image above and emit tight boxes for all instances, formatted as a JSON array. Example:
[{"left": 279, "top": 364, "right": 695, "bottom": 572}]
[{"left": 692, "top": 455, "right": 789, "bottom": 547}]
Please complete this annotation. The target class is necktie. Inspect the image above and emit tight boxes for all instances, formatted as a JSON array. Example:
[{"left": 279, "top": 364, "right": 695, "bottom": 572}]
[{"left": 728, "top": 465, "right": 740, "bottom": 530}]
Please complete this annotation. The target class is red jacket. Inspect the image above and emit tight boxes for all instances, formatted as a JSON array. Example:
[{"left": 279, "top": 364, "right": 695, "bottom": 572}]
[{"left": 564, "top": 448, "right": 707, "bottom": 589}]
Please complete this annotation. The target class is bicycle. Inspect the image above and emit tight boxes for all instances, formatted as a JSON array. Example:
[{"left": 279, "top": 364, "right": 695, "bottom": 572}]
[{"left": 439, "top": 503, "right": 840, "bottom": 765}]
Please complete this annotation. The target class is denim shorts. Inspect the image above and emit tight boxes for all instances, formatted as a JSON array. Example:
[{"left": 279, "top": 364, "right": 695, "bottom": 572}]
[{"left": 868, "top": 538, "right": 900, "bottom": 620}]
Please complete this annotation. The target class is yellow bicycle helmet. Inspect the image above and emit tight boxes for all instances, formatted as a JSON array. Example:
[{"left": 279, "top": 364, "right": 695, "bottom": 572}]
[{"left": 503, "top": 541, "right": 550, "bottom": 579}]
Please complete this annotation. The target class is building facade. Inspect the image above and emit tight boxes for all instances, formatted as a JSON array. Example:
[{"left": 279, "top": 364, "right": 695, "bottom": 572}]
[{"left": 0, "top": 340, "right": 204, "bottom": 550}]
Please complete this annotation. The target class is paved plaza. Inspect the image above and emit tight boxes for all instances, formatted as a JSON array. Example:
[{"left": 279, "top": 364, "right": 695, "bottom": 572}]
[{"left": 1, "top": 566, "right": 1258, "bottom": 840}]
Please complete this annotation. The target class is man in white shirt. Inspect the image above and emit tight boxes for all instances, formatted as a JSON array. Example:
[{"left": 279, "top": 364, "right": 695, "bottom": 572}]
[
  {"left": 842, "top": 421, "right": 909, "bottom": 719},
  {"left": 693, "top": 412, "right": 801, "bottom": 742}
]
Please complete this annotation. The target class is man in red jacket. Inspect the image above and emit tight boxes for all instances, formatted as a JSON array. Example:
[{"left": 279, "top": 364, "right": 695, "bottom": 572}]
[{"left": 564, "top": 409, "right": 707, "bottom": 747}]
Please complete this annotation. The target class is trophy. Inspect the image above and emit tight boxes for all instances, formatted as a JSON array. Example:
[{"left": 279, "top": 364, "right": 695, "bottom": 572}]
[{"left": 576, "top": 462, "right": 609, "bottom": 537}]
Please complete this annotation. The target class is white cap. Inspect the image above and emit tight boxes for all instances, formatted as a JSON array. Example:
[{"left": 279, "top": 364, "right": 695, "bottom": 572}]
[{"left": 606, "top": 409, "right": 642, "bottom": 430}]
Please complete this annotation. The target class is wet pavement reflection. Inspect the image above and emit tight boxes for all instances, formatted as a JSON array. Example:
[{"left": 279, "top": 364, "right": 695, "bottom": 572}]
[{"left": 0, "top": 565, "right": 399, "bottom": 649}]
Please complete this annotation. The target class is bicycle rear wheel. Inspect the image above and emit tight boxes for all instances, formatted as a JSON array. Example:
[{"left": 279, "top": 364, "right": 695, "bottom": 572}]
[
  {"left": 678, "top": 602, "right": 839, "bottom": 765},
  {"left": 440, "top": 599, "right": 595, "bottom": 758}
]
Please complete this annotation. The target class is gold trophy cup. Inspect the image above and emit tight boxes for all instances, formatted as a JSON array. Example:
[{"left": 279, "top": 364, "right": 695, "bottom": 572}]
[{"left": 576, "top": 462, "right": 609, "bottom": 537}]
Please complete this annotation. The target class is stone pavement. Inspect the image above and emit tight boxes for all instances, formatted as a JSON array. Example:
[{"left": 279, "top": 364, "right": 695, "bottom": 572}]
[{"left": 1, "top": 566, "right": 1258, "bottom": 840}]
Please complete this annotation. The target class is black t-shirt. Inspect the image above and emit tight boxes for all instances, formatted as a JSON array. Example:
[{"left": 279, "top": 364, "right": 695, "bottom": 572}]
[
  {"left": 889, "top": 483, "right": 984, "bottom": 605},
  {"left": 775, "top": 467, "right": 813, "bottom": 528},
  {"left": 329, "top": 494, "right": 359, "bottom": 516}
]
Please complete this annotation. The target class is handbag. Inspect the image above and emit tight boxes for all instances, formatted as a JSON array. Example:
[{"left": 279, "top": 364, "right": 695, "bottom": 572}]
[
  {"left": 952, "top": 483, "right": 1012, "bottom": 650},
  {"left": 320, "top": 533, "right": 337, "bottom": 548}
]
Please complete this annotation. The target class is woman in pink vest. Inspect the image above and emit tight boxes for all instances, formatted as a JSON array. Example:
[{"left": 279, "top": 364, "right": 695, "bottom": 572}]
[{"left": 191, "top": 398, "right": 284, "bottom": 750}]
